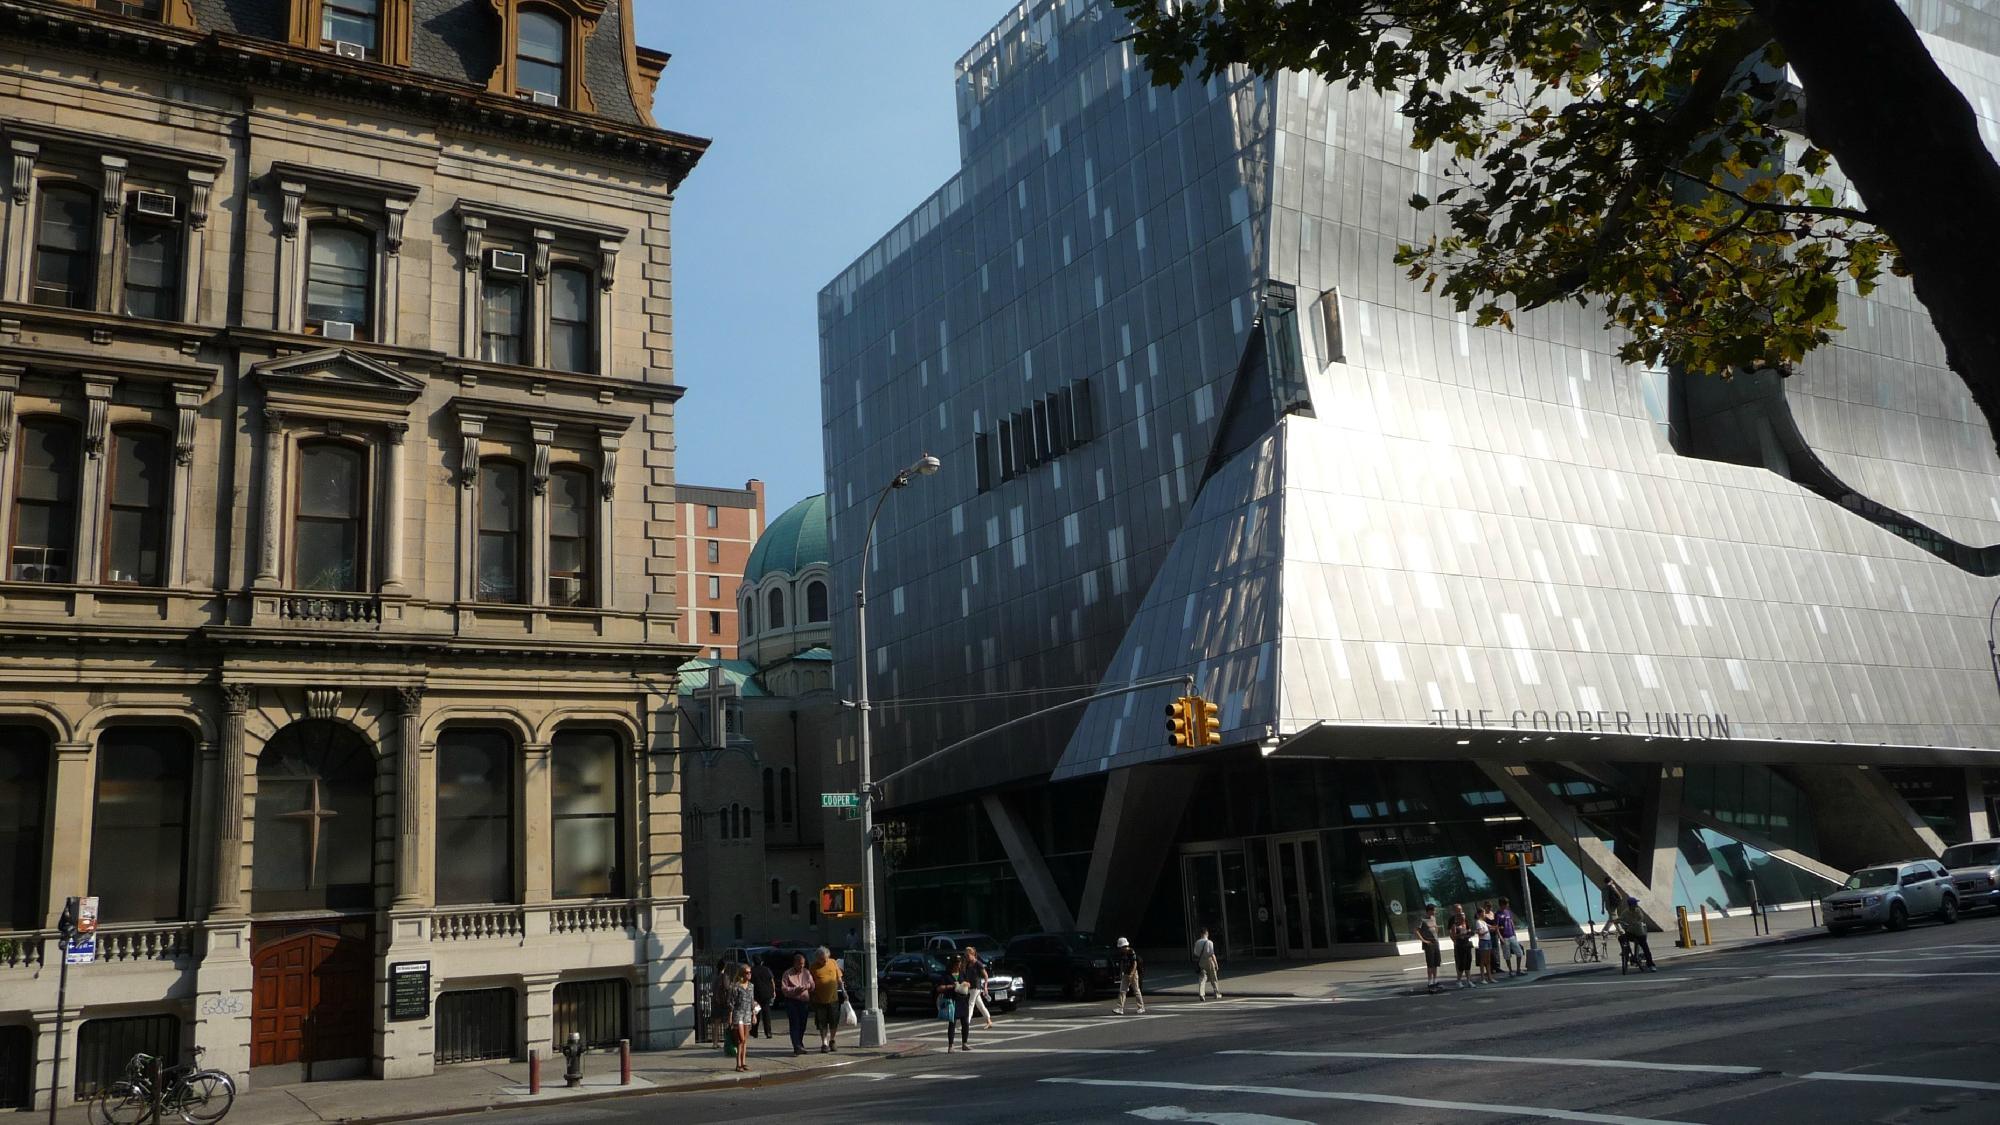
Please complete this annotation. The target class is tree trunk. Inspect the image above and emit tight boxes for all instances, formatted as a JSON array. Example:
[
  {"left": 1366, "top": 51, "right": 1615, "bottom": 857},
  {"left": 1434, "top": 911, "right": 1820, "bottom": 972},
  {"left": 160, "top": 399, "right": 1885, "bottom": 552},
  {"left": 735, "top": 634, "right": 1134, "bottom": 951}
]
[{"left": 1758, "top": 0, "right": 2000, "bottom": 455}]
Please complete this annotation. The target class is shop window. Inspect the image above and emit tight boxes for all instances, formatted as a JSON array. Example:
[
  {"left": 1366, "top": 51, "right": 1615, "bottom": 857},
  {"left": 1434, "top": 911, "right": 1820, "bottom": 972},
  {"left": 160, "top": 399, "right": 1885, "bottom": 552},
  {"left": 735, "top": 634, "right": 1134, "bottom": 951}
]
[
  {"left": 31, "top": 184, "right": 96, "bottom": 309},
  {"left": 103, "top": 427, "right": 170, "bottom": 586},
  {"left": 477, "top": 458, "right": 525, "bottom": 603},
  {"left": 0, "top": 728, "right": 50, "bottom": 930},
  {"left": 11, "top": 417, "right": 81, "bottom": 583},
  {"left": 549, "top": 465, "right": 593, "bottom": 607},
  {"left": 89, "top": 728, "right": 192, "bottom": 922},
  {"left": 551, "top": 730, "right": 623, "bottom": 899},
  {"left": 436, "top": 730, "right": 515, "bottom": 904},
  {"left": 294, "top": 440, "right": 369, "bottom": 592}
]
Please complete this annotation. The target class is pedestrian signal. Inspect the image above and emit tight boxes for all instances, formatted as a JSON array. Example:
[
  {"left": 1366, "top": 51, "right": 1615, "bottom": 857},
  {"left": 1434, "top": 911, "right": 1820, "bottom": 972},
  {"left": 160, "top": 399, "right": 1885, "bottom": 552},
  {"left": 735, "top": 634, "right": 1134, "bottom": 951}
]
[
  {"left": 1193, "top": 696, "right": 1222, "bottom": 745},
  {"left": 1165, "top": 696, "right": 1194, "bottom": 747},
  {"left": 818, "top": 884, "right": 858, "bottom": 917}
]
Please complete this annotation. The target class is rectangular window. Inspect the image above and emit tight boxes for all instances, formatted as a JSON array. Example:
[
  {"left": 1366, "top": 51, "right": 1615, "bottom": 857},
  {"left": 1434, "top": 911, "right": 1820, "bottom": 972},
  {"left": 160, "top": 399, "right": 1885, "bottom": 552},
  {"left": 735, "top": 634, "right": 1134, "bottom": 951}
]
[
  {"left": 12, "top": 417, "right": 81, "bottom": 583},
  {"left": 706, "top": 575, "right": 720, "bottom": 599},
  {"left": 706, "top": 539, "right": 719, "bottom": 565},
  {"left": 705, "top": 504, "right": 719, "bottom": 528},
  {"left": 1032, "top": 399, "right": 1052, "bottom": 463},
  {"left": 549, "top": 465, "right": 593, "bottom": 608},
  {"left": 321, "top": 0, "right": 380, "bottom": 53},
  {"left": 1047, "top": 391, "right": 1072, "bottom": 453},
  {"left": 305, "top": 224, "right": 374, "bottom": 339},
  {"left": 549, "top": 265, "right": 594, "bottom": 373},
  {"left": 437, "top": 730, "right": 514, "bottom": 904},
  {"left": 481, "top": 276, "right": 526, "bottom": 365},
  {"left": 294, "top": 440, "right": 367, "bottom": 591},
  {"left": 707, "top": 610, "right": 721, "bottom": 635},
  {"left": 123, "top": 219, "right": 181, "bottom": 321},
  {"left": 975, "top": 431, "right": 992, "bottom": 493},
  {"left": 1014, "top": 409, "right": 1035, "bottom": 469},
  {"left": 104, "top": 428, "right": 170, "bottom": 586},
  {"left": 999, "top": 418, "right": 1016, "bottom": 480},
  {"left": 477, "top": 459, "right": 523, "bottom": 603},
  {"left": 32, "top": 185, "right": 97, "bottom": 310},
  {"left": 89, "top": 728, "right": 192, "bottom": 922},
  {"left": 0, "top": 730, "right": 49, "bottom": 931},
  {"left": 551, "top": 731, "right": 622, "bottom": 898},
  {"left": 1071, "top": 378, "right": 1096, "bottom": 442}
]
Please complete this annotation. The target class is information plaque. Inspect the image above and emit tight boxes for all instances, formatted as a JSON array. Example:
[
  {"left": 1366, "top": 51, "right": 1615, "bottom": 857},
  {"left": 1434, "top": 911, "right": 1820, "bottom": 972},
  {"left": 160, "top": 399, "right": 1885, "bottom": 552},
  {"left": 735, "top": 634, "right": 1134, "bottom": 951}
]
[{"left": 389, "top": 961, "right": 430, "bottom": 1021}]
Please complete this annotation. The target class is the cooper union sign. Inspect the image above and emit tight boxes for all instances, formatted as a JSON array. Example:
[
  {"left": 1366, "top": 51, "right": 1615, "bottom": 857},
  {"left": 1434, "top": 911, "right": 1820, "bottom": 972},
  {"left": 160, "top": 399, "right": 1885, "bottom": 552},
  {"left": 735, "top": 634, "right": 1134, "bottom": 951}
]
[{"left": 1428, "top": 707, "right": 1734, "bottom": 739}]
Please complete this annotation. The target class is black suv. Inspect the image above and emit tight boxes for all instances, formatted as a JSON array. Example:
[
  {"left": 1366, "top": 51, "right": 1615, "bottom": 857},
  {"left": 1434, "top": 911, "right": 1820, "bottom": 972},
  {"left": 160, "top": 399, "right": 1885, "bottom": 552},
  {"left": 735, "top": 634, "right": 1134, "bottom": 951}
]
[
  {"left": 878, "top": 952, "right": 952, "bottom": 1015},
  {"left": 1004, "top": 931, "right": 1120, "bottom": 999}
]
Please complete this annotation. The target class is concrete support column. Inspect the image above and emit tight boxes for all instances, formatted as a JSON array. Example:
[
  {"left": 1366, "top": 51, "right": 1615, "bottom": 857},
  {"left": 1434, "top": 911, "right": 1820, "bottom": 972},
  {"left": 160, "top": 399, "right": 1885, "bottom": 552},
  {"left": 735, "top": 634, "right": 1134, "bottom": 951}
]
[
  {"left": 211, "top": 685, "right": 251, "bottom": 917},
  {"left": 31, "top": 1006, "right": 73, "bottom": 1111},
  {"left": 981, "top": 792, "right": 1077, "bottom": 932},
  {"left": 44, "top": 741, "right": 94, "bottom": 930},
  {"left": 1477, "top": 760, "right": 1672, "bottom": 931},
  {"left": 394, "top": 686, "right": 426, "bottom": 906},
  {"left": 1780, "top": 764, "right": 1945, "bottom": 871},
  {"left": 1637, "top": 764, "right": 1684, "bottom": 905},
  {"left": 1077, "top": 765, "right": 1198, "bottom": 936},
  {"left": 381, "top": 423, "right": 408, "bottom": 595},
  {"left": 522, "top": 742, "right": 553, "bottom": 904},
  {"left": 522, "top": 971, "right": 559, "bottom": 1060},
  {"left": 638, "top": 897, "right": 695, "bottom": 1049},
  {"left": 1966, "top": 768, "right": 1992, "bottom": 842},
  {"left": 192, "top": 919, "right": 254, "bottom": 1093},
  {"left": 255, "top": 409, "right": 284, "bottom": 588}
]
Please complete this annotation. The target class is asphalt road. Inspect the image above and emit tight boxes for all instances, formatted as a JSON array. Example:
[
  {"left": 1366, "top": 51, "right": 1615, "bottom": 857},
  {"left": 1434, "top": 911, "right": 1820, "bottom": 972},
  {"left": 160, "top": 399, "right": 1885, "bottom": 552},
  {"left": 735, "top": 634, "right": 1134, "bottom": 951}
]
[{"left": 429, "top": 913, "right": 2000, "bottom": 1124}]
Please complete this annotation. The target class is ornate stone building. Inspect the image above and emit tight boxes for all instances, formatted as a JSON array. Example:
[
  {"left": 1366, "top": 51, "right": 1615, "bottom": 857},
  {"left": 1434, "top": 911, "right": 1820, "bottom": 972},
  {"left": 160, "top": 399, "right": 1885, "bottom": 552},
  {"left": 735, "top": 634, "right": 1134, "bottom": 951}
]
[{"left": 0, "top": 0, "right": 706, "bottom": 1107}]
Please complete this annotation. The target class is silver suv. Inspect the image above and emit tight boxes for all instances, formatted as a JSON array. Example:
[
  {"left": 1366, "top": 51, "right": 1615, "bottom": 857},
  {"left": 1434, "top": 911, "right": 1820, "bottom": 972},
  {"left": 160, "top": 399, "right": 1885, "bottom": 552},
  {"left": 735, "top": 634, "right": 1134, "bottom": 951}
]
[
  {"left": 1823, "top": 859, "right": 1958, "bottom": 934},
  {"left": 1941, "top": 839, "right": 2000, "bottom": 913}
]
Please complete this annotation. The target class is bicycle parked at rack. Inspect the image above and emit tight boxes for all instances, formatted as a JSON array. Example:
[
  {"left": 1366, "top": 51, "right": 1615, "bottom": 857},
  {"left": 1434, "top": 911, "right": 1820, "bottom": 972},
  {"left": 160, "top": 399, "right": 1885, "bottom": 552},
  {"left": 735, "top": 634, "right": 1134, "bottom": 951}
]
[
  {"left": 1572, "top": 925, "right": 1610, "bottom": 963},
  {"left": 89, "top": 1047, "right": 234, "bottom": 1125}
]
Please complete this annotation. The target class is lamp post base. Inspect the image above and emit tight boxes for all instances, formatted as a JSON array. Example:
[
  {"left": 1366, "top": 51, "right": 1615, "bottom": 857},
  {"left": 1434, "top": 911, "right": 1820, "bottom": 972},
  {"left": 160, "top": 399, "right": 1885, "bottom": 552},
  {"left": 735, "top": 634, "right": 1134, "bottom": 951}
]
[
  {"left": 1525, "top": 947, "right": 1547, "bottom": 972},
  {"left": 857, "top": 1009, "right": 888, "bottom": 1048}
]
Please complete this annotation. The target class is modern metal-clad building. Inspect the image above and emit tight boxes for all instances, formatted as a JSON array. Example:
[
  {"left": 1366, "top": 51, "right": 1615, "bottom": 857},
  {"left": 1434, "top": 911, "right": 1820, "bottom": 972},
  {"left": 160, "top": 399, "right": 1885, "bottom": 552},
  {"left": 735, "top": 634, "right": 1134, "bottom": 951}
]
[{"left": 820, "top": 0, "right": 2000, "bottom": 957}]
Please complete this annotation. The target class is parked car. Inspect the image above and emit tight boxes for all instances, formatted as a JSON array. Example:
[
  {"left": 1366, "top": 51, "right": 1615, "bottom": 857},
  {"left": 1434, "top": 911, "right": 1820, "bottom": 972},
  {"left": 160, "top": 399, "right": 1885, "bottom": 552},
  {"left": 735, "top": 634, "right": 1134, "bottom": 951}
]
[
  {"left": 878, "top": 952, "right": 951, "bottom": 1015},
  {"left": 1940, "top": 839, "right": 2000, "bottom": 913},
  {"left": 1004, "top": 931, "right": 1120, "bottom": 999},
  {"left": 888, "top": 932, "right": 1025, "bottom": 1010},
  {"left": 1823, "top": 859, "right": 1958, "bottom": 933}
]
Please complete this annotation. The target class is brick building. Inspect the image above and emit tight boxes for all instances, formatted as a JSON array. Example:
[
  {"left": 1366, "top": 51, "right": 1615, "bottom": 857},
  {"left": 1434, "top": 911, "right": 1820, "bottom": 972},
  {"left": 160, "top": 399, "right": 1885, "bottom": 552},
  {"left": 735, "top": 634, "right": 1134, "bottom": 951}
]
[
  {"left": 0, "top": 0, "right": 707, "bottom": 1106},
  {"left": 672, "top": 480, "right": 763, "bottom": 660}
]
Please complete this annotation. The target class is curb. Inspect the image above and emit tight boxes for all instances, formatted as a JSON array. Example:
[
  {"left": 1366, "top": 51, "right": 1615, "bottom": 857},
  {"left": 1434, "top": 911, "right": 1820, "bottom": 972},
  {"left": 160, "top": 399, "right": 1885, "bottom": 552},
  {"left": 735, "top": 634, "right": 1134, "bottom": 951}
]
[
  {"left": 336, "top": 1041, "right": 931, "bottom": 1125},
  {"left": 1526, "top": 924, "right": 1829, "bottom": 983}
]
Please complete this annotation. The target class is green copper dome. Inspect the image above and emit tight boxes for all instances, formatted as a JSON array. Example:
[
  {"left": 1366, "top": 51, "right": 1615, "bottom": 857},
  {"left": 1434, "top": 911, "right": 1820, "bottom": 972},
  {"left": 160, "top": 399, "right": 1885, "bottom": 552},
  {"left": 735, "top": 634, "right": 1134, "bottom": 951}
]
[{"left": 742, "top": 493, "right": 828, "bottom": 586}]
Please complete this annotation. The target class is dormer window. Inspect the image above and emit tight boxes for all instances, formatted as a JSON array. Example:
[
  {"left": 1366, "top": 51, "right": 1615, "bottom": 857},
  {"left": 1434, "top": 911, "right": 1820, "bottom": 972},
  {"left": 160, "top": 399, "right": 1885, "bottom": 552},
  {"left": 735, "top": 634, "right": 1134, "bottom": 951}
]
[
  {"left": 516, "top": 8, "right": 567, "bottom": 105},
  {"left": 322, "top": 0, "right": 380, "bottom": 58}
]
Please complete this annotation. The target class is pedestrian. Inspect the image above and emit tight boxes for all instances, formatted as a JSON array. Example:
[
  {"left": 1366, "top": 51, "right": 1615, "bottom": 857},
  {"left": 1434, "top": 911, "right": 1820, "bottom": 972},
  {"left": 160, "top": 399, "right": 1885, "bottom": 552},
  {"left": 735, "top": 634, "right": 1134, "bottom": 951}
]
[
  {"left": 1414, "top": 904, "right": 1442, "bottom": 993},
  {"left": 751, "top": 958, "right": 776, "bottom": 1038},
  {"left": 844, "top": 926, "right": 859, "bottom": 952},
  {"left": 1600, "top": 879, "right": 1623, "bottom": 928},
  {"left": 1192, "top": 927, "right": 1222, "bottom": 1001},
  {"left": 727, "top": 962, "right": 756, "bottom": 1072},
  {"left": 779, "top": 951, "right": 814, "bottom": 1056},
  {"left": 711, "top": 957, "right": 735, "bottom": 1053},
  {"left": 1618, "top": 895, "right": 1657, "bottom": 971},
  {"left": 1495, "top": 896, "right": 1523, "bottom": 976},
  {"left": 938, "top": 953, "right": 974, "bottom": 1051},
  {"left": 809, "top": 945, "right": 846, "bottom": 1051},
  {"left": 1113, "top": 936, "right": 1145, "bottom": 1014},
  {"left": 964, "top": 945, "right": 994, "bottom": 1030},
  {"left": 1449, "top": 904, "right": 1474, "bottom": 989},
  {"left": 1475, "top": 901, "right": 1497, "bottom": 984}
]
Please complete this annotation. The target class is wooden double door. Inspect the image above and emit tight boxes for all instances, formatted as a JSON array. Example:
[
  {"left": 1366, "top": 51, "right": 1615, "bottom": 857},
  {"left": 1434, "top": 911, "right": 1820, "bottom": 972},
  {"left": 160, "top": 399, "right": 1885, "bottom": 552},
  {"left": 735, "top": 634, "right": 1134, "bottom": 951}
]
[{"left": 251, "top": 922, "right": 372, "bottom": 1072}]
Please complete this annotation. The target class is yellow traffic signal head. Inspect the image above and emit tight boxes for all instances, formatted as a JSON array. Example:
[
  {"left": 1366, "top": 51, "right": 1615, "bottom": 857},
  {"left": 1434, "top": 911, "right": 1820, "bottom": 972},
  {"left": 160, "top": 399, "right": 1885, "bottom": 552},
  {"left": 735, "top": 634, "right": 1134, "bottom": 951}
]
[
  {"left": 819, "top": 884, "right": 855, "bottom": 916},
  {"left": 1196, "top": 696, "right": 1222, "bottom": 745},
  {"left": 1165, "top": 696, "right": 1193, "bottom": 747}
]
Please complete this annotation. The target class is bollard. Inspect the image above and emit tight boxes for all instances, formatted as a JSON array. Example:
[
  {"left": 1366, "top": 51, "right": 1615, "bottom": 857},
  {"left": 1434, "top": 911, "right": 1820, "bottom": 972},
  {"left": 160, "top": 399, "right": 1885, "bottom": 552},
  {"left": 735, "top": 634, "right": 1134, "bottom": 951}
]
[
  {"left": 619, "top": 1038, "right": 631, "bottom": 1086},
  {"left": 1675, "top": 905, "right": 1692, "bottom": 948},
  {"left": 1699, "top": 903, "right": 1712, "bottom": 946},
  {"left": 529, "top": 1049, "right": 541, "bottom": 1095}
]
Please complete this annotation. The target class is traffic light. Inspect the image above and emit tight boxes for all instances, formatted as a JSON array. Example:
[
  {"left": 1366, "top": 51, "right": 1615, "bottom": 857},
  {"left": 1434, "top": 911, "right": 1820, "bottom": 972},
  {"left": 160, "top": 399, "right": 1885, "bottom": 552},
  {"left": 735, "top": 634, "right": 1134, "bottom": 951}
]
[
  {"left": 818, "top": 884, "right": 858, "bottom": 917},
  {"left": 1165, "top": 696, "right": 1193, "bottom": 747},
  {"left": 1193, "top": 695, "right": 1222, "bottom": 745}
]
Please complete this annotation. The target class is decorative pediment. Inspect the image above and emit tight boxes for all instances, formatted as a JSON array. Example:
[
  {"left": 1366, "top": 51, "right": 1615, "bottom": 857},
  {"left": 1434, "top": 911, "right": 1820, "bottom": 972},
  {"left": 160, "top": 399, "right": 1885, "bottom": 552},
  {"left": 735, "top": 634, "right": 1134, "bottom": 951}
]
[{"left": 254, "top": 348, "right": 426, "bottom": 424}]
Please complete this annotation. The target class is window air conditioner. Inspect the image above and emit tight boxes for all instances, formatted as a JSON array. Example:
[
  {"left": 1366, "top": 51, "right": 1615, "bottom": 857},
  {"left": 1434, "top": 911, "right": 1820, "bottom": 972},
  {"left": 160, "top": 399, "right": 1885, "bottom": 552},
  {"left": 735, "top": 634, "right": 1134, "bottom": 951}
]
[
  {"left": 486, "top": 249, "right": 528, "bottom": 275},
  {"left": 320, "top": 320, "right": 357, "bottom": 341},
  {"left": 132, "top": 191, "right": 179, "bottom": 220},
  {"left": 529, "top": 90, "right": 560, "bottom": 107},
  {"left": 332, "top": 40, "right": 367, "bottom": 60}
]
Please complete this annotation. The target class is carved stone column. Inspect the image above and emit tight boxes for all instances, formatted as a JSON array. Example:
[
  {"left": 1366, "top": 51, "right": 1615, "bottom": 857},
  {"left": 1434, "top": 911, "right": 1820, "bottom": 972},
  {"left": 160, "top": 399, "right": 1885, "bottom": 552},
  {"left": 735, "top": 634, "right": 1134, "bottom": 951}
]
[
  {"left": 211, "top": 684, "right": 252, "bottom": 917},
  {"left": 255, "top": 409, "right": 284, "bottom": 587},
  {"left": 393, "top": 685, "right": 425, "bottom": 906},
  {"left": 381, "top": 423, "right": 408, "bottom": 594}
]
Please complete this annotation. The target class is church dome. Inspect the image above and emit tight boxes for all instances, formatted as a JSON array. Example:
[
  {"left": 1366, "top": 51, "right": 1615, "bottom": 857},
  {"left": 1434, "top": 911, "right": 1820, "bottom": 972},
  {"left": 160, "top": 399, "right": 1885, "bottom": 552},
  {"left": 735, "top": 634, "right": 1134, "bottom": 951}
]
[{"left": 742, "top": 493, "right": 828, "bottom": 585}]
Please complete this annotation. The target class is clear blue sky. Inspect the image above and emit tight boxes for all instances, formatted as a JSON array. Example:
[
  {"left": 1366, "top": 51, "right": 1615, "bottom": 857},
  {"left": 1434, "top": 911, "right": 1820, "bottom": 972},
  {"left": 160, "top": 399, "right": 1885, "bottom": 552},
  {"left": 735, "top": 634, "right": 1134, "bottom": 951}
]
[{"left": 638, "top": 3, "right": 1004, "bottom": 517}]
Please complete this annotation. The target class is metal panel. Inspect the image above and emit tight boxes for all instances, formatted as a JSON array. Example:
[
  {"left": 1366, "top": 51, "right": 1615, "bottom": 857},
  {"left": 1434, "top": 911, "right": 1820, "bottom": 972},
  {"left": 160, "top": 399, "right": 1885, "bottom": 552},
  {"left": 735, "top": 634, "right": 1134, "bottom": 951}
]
[
  {"left": 74, "top": 1013, "right": 179, "bottom": 1097},
  {"left": 552, "top": 978, "right": 628, "bottom": 1049},
  {"left": 435, "top": 989, "right": 515, "bottom": 1065}
]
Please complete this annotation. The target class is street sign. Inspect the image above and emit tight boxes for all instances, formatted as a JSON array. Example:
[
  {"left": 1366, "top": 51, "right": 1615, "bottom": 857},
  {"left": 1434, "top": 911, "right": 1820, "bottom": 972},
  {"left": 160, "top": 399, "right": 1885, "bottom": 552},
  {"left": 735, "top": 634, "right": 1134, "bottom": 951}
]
[
  {"left": 1499, "top": 838, "right": 1537, "bottom": 854},
  {"left": 821, "top": 792, "right": 859, "bottom": 809},
  {"left": 64, "top": 934, "right": 95, "bottom": 965}
]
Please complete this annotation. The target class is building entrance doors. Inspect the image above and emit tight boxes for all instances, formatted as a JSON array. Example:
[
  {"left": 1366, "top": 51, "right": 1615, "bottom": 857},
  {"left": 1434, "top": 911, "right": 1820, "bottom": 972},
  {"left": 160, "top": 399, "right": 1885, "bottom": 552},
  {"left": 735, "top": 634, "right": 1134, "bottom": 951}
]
[
  {"left": 1269, "top": 834, "right": 1333, "bottom": 957},
  {"left": 251, "top": 920, "right": 372, "bottom": 1078}
]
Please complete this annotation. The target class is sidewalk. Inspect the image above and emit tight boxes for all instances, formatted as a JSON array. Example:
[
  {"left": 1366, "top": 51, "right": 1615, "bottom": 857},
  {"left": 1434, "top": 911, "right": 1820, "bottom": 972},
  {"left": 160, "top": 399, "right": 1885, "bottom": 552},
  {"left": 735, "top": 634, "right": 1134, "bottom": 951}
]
[
  {"left": 57, "top": 1036, "right": 929, "bottom": 1125},
  {"left": 1141, "top": 905, "right": 1829, "bottom": 1001}
]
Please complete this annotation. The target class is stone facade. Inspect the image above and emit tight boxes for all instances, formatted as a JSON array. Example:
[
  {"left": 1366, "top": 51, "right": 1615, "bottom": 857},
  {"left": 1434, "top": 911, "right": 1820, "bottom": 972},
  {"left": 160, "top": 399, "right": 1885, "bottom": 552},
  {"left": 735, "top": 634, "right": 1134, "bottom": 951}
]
[{"left": 0, "top": 0, "right": 705, "bottom": 1108}]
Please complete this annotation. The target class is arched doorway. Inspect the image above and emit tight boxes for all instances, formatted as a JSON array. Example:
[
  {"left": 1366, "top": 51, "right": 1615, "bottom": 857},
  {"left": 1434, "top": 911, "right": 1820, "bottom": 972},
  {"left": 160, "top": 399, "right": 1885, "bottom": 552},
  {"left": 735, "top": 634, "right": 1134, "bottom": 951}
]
[{"left": 249, "top": 720, "right": 376, "bottom": 1079}]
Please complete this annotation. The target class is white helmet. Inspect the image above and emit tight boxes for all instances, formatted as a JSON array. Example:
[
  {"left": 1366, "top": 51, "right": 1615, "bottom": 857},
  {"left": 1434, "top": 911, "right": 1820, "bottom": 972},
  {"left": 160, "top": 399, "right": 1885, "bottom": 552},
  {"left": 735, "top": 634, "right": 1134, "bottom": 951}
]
[{"left": 1115, "top": 936, "right": 1130, "bottom": 948}]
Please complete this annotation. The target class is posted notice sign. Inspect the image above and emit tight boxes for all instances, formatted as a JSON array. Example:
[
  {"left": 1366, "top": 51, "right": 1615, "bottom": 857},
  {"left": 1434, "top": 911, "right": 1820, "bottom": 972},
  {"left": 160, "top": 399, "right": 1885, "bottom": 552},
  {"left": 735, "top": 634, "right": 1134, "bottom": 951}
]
[{"left": 389, "top": 961, "right": 431, "bottom": 1021}]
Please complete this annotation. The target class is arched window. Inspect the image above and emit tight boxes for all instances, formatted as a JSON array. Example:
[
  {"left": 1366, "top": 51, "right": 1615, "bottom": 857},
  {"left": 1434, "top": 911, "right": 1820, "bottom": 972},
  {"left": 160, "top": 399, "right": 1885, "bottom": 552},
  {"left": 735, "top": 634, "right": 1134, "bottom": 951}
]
[
  {"left": 0, "top": 728, "right": 50, "bottom": 930},
  {"left": 789, "top": 889, "right": 800, "bottom": 916},
  {"left": 780, "top": 768, "right": 793, "bottom": 825},
  {"left": 761, "top": 769, "right": 775, "bottom": 829},
  {"left": 732, "top": 913, "right": 744, "bottom": 940},
  {"left": 31, "top": 184, "right": 96, "bottom": 309},
  {"left": 808, "top": 896, "right": 818, "bottom": 925},
  {"left": 305, "top": 223, "right": 373, "bottom": 338},
  {"left": 104, "top": 427, "right": 170, "bottom": 586},
  {"left": 551, "top": 730, "right": 623, "bottom": 898},
  {"left": 436, "top": 729, "right": 515, "bottom": 904},
  {"left": 768, "top": 878, "right": 779, "bottom": 907},
  {"left": 549, "top": 264, "right": 594, "bottom": 373},
  {"left": 766, "top": 587, "right": 786, "bottom": 630},
  {"left": 11, "top": 417, "right": 81, "bottom": 583},
  {"left": 90, "top": 728, "right": 193, "bottom": 922},
  {"left": 252, "top": 720, "right": 375, "bottom": 914},
  {"left": 549, "top": 465, "right": 593, "bottom": 607},
  {"left": 516, "top": 8, "right": 567, "bottom": 104},
  {"left": 294, "top": 440, "right": 368, "bottom": 591},
  {"left": 806, "top": 580, "right": 829, "bottom": 622},
  {"left": 477, "top": 458, "right": 525, "bottom": 603},
  {"left": 739, "top": 802, "right": 751, "bottom": 840},
  {"left": 741, "top": 595, "right": 755, "bottom": 637}
]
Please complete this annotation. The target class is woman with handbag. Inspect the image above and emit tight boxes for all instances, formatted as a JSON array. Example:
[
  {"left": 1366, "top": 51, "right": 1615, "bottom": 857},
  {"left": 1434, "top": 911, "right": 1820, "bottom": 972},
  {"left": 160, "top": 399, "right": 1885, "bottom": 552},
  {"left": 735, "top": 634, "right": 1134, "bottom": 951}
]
[
  {"left": 809, "top": 946, "right": 845, "bottom": 1052},
  {"left": 937, "top": 953, "right": 973, "bottom": 1052}
]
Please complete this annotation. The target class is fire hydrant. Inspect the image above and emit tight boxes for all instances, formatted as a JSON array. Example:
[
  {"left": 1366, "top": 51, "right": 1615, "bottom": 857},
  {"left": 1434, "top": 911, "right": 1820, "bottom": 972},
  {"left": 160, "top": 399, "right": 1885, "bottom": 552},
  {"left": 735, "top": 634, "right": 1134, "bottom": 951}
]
[{"left": 559, "top": 1031, "right": 585, "bottom": 1088}]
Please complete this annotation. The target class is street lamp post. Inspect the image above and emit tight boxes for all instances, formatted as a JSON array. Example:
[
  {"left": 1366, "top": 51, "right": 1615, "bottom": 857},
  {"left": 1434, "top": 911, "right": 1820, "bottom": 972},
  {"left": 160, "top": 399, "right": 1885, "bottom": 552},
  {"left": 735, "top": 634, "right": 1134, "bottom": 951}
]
[{"left": 853, "top": 452, "right": 940, "bottom": 1048}]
